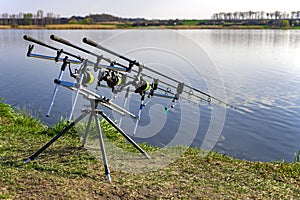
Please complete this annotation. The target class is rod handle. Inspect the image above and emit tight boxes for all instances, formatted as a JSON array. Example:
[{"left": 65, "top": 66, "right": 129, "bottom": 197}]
[
  {"left": 23, "top": 35, "right": 57, "bottom": 51},
  {"left": 83, "top": 37, "right": 124, "bottom": 60},
  {"left": 50, "top": 35, "right": 72, "bottom": 47},
  {"left": 83, "top": 37, "right": 98, "bottom": 48}
]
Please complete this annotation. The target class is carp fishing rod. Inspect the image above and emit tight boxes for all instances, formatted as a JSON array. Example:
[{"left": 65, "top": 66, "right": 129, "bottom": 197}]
[
  {"left": 50, "top": 35, "right": 132, "bottom": 72},
  {"left": 23, "top": 36, "right": 150, "bottom": 183},
  {"left": 23, "top": 35, "right": 132, "bottom": 121},
  {"left": 82, "top": 37, "right": 236, "bottom": 109},
  {"left": 48, "top": 35, "right": 162, "bottom": 135},
  {"left": 82, "top": 37, "right": 239, "bottom": 133},
  {"left": 49, "top": 35, "right": 237, "bottom": 134},
  {"left": 23, "top": 35, "right": 240, "bottom": 182}
]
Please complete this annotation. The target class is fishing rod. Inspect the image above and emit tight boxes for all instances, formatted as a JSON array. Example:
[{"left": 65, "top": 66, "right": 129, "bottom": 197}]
[
  {"left": 82, "top": 37, "right": 238, "bottom": 134},
  {"left": 24, "top": 35, "right": 129, "bottom": 120},
  {"left": 49, "top": 35, "right": 153, "bottom": 129},
  {"left": 24, "top": 35, "right": 84, "bottom": 118},
  {"left": 50, "top": 35, "right": 132, "bottom": 72},
  {"left": 24, "top": 36, "right": 119, "bottom": 120},
  {"left": 24, "top": 35, "right": 83, "bottom": 61},
  {"left": 23, "top": 36, "right": 154, "bottom": 182},
  {"left": 82, "top": 37, "right": 237, "bottom": 109}
]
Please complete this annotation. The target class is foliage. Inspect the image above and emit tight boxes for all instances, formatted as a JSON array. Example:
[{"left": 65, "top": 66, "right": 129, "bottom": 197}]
[
  {"left": 181, "top": 20, "right": 202, "bottom": 26},
  {"left": 23, "top": 13, "right": 33, "bottom": 25},
  {"left": 68, "top": 18, "right": 78, "bottom": 24},
  {"left": 295, "top": 150, "right": 300, "bottom": 162},
  {"left": 280, "top": 20, "right": 290, "bottom": 28},
  {"left": 81, "top": 17, "right": 92, "bottom": 25}
]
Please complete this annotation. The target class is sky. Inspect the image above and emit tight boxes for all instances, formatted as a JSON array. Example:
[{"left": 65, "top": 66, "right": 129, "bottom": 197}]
[{"left": 1, "top": 0, "right": 300, "bottom": 19}]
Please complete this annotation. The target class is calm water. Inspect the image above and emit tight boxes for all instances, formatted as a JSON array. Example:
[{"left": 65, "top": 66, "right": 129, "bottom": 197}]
[{"left": 0, "top": 29, "right": 299, "bottom": 162}]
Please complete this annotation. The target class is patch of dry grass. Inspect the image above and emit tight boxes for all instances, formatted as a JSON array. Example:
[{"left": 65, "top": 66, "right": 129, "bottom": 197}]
[{"left": 1, "top": 100, "right": 300, "bottom": 199}]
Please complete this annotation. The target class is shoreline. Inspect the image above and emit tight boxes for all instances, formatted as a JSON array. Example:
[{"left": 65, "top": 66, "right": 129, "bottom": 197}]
[{"left": 1, "top": 24, "right": 299, "bottom": 30}]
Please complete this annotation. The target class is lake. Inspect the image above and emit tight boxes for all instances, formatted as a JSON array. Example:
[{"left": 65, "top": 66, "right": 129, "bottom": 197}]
[{"left": 0, "top": 29, "right": 299, "bottom": 162}]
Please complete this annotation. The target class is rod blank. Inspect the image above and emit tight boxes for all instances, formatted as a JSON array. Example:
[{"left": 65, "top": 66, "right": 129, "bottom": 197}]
[
  {"left": 82, "top": 37, "right": 236, "bottom": 109},
  {"left": 24, "top": 35, "right": 83, "bottom": 61}
]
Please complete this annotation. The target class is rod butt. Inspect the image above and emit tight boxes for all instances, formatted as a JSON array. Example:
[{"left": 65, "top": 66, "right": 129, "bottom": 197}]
[
  {"left": 24, "top": 158, "right": 31, "bottom": 164},
  {"left": 144, "top": 152, "right": 151, "bottom": 159},
  {"left": 106, "top": 174, "right": 112, "bottom": 183}
]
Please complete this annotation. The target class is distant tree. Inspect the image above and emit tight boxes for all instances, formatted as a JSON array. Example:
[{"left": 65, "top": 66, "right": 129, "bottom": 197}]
[
  {"left": 260, "top": 11, "right": 265, "bottom": 19},
  {"left": 55, "top": 14, "right": 60, "bottom": 24},
  {"left": 219, "top": 12, "right": 226, "bottom": 20},
  {"left": 68, "top": 18, "right": 78, "bottom": 24},
  {"left": 81, "top": 17, "right": 92, "bottom": 24},
  {"left": 233, "top": 12, "right": 239, "bottom": 20},
  {"left": 46, "top": 12, "right": 55, "bottom": 24},
  {"left": 291, "top": 11, "right": 297, "bottom": 19},
  {"left": 212, "top": 13, "right": 219, "bottom": 20},
  {"left": 248, "top": 10, "right": 254, "bottom": 19},
  {"left": 275, "top": 11, "right": 281, "bottom": 19},
  {"left": 23, "top": 13, "right": 33, "bottom": 25},
  {"left": 1, "top": 13, "right": 9, "bottom": 25},
  {"left": 18, "top": 12, "right": 23, "bottom": 19},
  {"left": 280, "top": 20, "right": 290, "bottom": 28},
  {"left": 37, "top": 10, "right": 44, "bottom": 25},
  {"left": 239, "top": 12, "right": 245, "bottom": 20},
  {"left": 10, "top": 14, "right": 16, "bottom": 25}
]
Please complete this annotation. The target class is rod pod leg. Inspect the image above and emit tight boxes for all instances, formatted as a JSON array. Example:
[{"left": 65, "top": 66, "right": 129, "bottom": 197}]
[
  {"left": 24, "top": 111, "right": 89, "bottom": 164},
  {"left": 82, "top": 113, "right": 93, "bottom": 147},
  {"left": 94, "top": 111, "right": 111, "bottom": 183},
  {"left": 99, "top": 111, "right": 150, "bottom": 159}
]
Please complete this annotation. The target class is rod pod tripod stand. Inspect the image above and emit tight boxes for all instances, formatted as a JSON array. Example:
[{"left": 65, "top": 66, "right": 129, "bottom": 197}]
[{"left": 24, "top": 98, "right": 150, "bottom": 182}]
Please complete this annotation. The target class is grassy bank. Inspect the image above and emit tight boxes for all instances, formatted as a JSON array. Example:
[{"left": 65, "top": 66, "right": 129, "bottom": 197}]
[{"left": 1, "top": 100, "right": 300, "bottom": 199}]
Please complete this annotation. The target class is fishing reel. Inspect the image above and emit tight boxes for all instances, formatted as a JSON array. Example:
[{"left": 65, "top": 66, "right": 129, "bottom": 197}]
[
  {"left": 98, "top": 70, "right": 122, "bottom": 89},
  {"left": 134, "top": 76, "right": 150, "bottom": 96},
  {"left": 69, "top": 66, "right": 95, "bottom": 86}
]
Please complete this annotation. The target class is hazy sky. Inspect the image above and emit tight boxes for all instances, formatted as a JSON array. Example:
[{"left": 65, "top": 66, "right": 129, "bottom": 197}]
[{"left": 1, "top": 0, "right": 300, "bottom": 19}]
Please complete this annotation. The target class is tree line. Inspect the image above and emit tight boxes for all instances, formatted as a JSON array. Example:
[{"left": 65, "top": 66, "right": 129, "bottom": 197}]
[
  {"left": 212, "top": 11, "right": 300, "bottom": 20},
  {"left": 0, "top": 10, "right": 60, "bottom": 26},
  {"left": 0, "top": 10, "right": 181, "bottom": 27},
  {"left": 2, "top": 10, "right": 300, "bottom": 28}
]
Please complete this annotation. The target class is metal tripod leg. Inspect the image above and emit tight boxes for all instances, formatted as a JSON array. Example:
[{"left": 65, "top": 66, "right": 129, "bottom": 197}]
[
  {"left": 81, "top": 113, "right": 93, "bottom": 147},
  {"left": 24, "top": 111, "right": 90, "bottom": 164},
  {"left": 99, "top": 111, "right": 151, "bottom": 159},
  {"left": 94, "top": 111, "right": 111, "bottom": 182}
]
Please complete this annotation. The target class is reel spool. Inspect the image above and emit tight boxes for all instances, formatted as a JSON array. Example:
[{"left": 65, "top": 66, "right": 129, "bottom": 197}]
[
  {"left": 99, "top": 70, "right": 122, "bottom": 88},
  {"left": 135, "top": 79, "right": 150, "bottom": 95},
  {"left": 82, "top": 71, "right": 95, "bottom": 86}
]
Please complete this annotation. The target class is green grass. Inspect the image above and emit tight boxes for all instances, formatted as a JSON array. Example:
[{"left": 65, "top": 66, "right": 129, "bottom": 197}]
[{"left": 1, "top": 99, "right": 300, "bottom": 199}]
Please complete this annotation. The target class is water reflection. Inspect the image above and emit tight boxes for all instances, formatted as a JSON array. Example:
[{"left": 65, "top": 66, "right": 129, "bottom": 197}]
[
  {"left": 209, "top": 30, "right": 300, "bottom": 49},
  {"left": 0, "top": 29, "right": 300, "bottom": 162}
]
